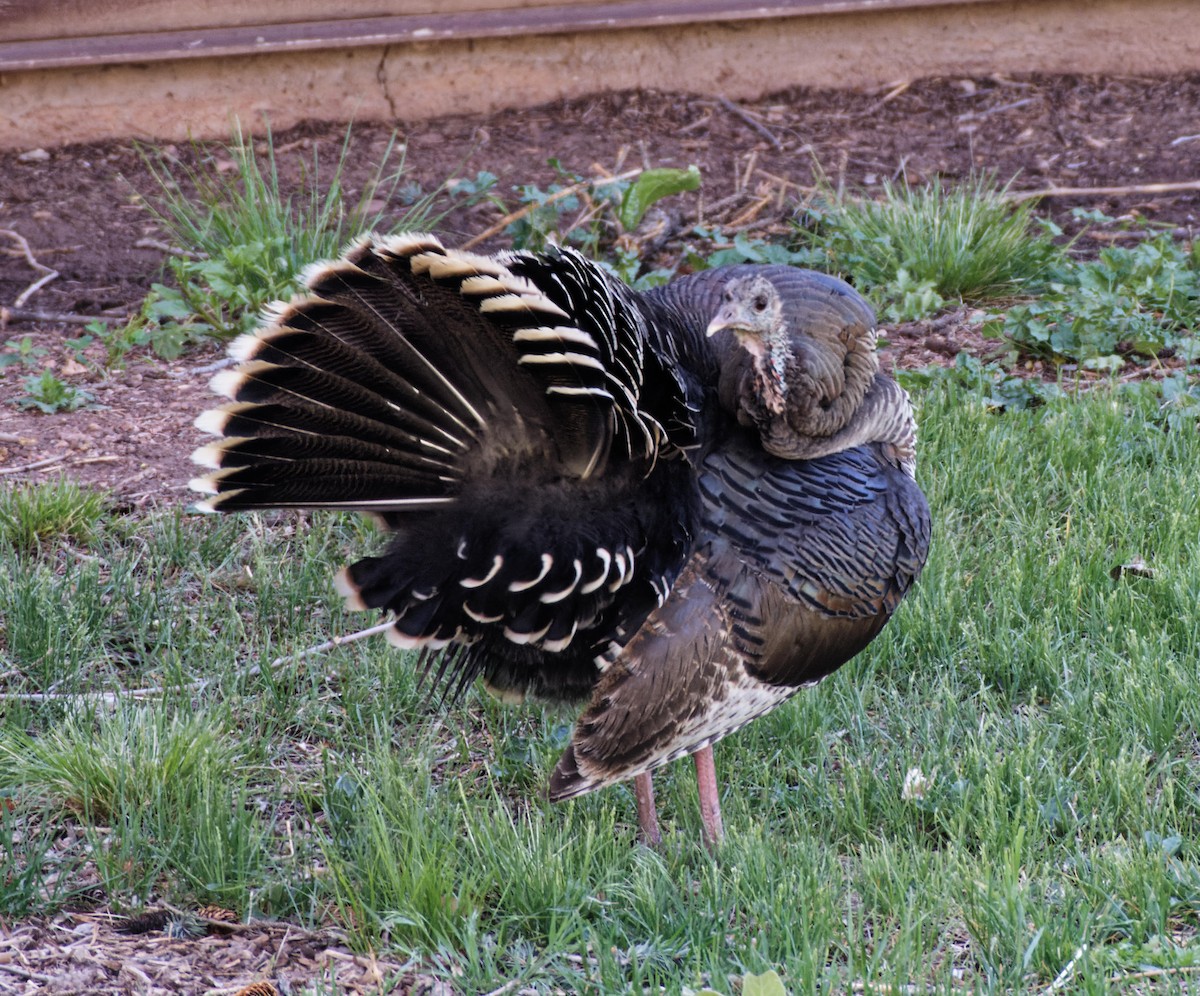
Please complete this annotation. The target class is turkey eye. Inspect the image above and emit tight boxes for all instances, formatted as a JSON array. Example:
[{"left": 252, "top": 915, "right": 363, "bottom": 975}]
[{"left": 753, "top": 295, "right": 768, "bottom": 312}]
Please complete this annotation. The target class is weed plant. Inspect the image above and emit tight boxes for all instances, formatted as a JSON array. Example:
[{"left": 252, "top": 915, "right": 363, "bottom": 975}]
[
  {"left": 795, "top": 175, "right": 1059, "bottom": 321},
  {"left": 0, "top": 478, "right": 109, "bottom": 550},
  {"left": 134, "top": 123, "right": 460, "bottom": 353},
  {"left": 1002, "top": 230, "right": 1200, "bottom": 367},
  {"left": 2, "top": 379, "right": 1199, "bottom": 991}
]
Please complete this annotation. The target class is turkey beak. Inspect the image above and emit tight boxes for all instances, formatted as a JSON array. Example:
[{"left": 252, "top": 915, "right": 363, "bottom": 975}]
[{"left": 706, "top": 304, "right": 745, "bottom": 338}]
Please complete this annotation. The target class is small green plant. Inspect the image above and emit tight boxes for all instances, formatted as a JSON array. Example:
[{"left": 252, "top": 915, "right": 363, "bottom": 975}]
[
  {"left": 794, "top": 174, "right": 1060, "bottom": 320},
  {"left": 897, "top": 353, "right": 1062, "bottom": 412},
  {"left": 0, "top": 478, "right": 109, "bottom": 549},
  {"left": 1002, "top": 233, "right": 1200, "bottom": 366},
  {"left": 0, "top": 707, "right": 270, "bottom": 908},
  {"left": 0, "top": 797, "right": 84, "bottom": 915},
  {"left": 694, "top": 228, "right": 824, "bottom": 271},
  {"left": 66, "top": 318, "right": 156, "bottom": 371},
  {"left": 137, "top": 122, "right": 462, "bottom": 350},
  {"left": 479, "top": 160, "right": 701, "bottom": 265},
  {"left": 0, "top": 707, "right": 237, "bottom": 822},
  {"left": 13, "top": 369, "right": 96, "bottom": 413},
  {"left": 1159, "top": 371, "right": 1200, "bottom": 431},
  {"left": 0, "top": 335, "right": 48, "bottom": 370}
]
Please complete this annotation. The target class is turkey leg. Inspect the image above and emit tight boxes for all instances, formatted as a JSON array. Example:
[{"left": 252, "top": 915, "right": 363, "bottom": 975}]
[
  {"left": 633, "top": 771, "right": 661, "bottom": 845},
  {"left": 693, "top": 745, "right": 724, "bottom": 847}
]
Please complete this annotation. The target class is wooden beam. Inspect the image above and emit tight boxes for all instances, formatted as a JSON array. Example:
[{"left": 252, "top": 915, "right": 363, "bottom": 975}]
[{"left": 1, "top": 0, "right": 1001, "bottom": 71}]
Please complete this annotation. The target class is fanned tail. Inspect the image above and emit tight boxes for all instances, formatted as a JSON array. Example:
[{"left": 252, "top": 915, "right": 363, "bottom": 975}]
[
  {"left": 191, "top": 234, "right": 686, "bottom": 513},
  {"left": 189, "top": 234, "right": 701, "bottom": 696}
]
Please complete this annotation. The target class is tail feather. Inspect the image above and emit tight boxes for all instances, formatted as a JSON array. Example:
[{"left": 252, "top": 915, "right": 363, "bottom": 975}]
[
  {"left": 230, "top": 325, "right": 478, "bottom": 445},
  {"left": 191, "top": 234, "right": 701, "bottom": 670},
  {"left": 209, "top": 362, "right": 441, "bottom": 438},
  {"left": 196, "top": 402, "right": 461, "bottom": 471},
  {"left": 193, "top": 235, "right": 690, "bottom": 517},
  {"left": 194, "top": 432, "right": 445, "bottom": 473},
  {"left": 193, "top": 458, "right": 455, "bottom": 511}
]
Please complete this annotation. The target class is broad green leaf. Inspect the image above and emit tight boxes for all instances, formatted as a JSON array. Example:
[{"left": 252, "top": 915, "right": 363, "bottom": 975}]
[
  {"left": 743, "top": 970, "right": 789, "bottom": 996},
  {"left": 618, "top": 165, "right": 701, "bottom": 231}
]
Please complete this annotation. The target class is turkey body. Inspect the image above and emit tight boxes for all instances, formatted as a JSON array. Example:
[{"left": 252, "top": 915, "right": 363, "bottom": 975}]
[{"left": 192, "top": 234, "right": 930, "bottom": 845}]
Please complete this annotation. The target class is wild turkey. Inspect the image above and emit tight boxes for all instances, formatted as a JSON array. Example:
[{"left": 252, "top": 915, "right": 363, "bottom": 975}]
[{"left": 191, "top": 233, "right": 930, "bottom": 846}]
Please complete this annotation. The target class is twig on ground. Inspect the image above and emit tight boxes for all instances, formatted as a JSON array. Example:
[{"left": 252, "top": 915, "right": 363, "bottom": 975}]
[
  {"left": 0, "top": 964, "right": 55, "bottom": 985},
  {"left": 679, "top": 110, "right": 714, "bottom": 135},
  {"left": 0, "top": 306, "right": 122, "bottom": 327},
  {"left": 716, "top": 97, "right": 783, "bottom": 151},
  {"left": 0, "top": 619, "right": 398, "bottom": 705},
  {"left": 1007, "top": 179, "right": 1200, "bottom": 202},
  {"left": 0, "top": 228, "right": 60, "bottom": 307},
  {"left": 728, "top": 193, "right": 775, "bottom": 228},
  {"left": 956, "top": 96, "right": 1037, "bottom": 122},
  {"left": 71, "top": 455, "right": 122, "bottom": 466},
  {"left": 698, "top": 189, "right": 753, "bottom": 223},
  {"left": 754, "top": 168, "right": 818, "bottom": 196},
  {"left": 1041, "top": 944, "right": 1086, "bottom": 994},
  {"left": 134, "top": 238, "right": 207, "bottom": 259},
  {"left": 1108, "top": 965, "right": 1200, "bottom": 986},
  {"left": 740, "top": 149, "right": 759, "bottom": 191},
  {"left": 460, "top": 169, "right": 642, "bottom": 250},
  {"left": 0, "top": 455, "right": 67, "bottom": 475},
  {"left": 1085, "top": 227, "right": 1194, "bottom": 241},
  {"left": 2, "top": 243, "right": 82, "bottom": 256},
  {"left": 0, "top": 431, "right": 32, "bottom": 444},
  {"left": 853, "top": 79, "right": 912, "bottom": 119},
  {"left": 178, "top": 355, "right": 237, "bottom": 378}
]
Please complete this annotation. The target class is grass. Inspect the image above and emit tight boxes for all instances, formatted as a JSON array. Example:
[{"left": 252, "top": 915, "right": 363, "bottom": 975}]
[
  {"left": 131, "top": 122, "right": 468, "bottom": 355},
  {"left": 794, "top": 175, "right": 1060, "bottom": 321},
  {"left": 0, "top": 477, "right": 110, "bottom": 550},
  {"left": 3, "top": 150, "right": 1197, "bottom": 988},
  {"left": 3, "top": 380, "right": 1199, "bottom": 992}
]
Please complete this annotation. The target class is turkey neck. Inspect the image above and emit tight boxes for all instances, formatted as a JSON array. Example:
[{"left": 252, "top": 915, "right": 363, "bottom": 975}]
[
  {"left": 753, "top": 372, "right": 918, "bottom": 474},
  {"left": 718, "top": 317, "right": 883, "bottom": 457}
]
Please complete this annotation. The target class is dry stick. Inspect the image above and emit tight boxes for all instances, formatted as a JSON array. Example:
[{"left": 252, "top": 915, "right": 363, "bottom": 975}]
[
  {"left": 0, "top": 619, "right": 398, "bottom": 705},
  {"left": 0, "top": 306, "right": 121, "bottom": 326},
  {"left": 0, "top": 964, "right": 55, "bottom": 985},
  {"left": 72, "top": 455, "right": 122, "bottom": 466},
  {"left": 0, "top": 228, "right": 60, "bottom": 307},
  {"left": 1006, "top": 179, "right": 1200, "bottom": 202},
  {"left": 459, "top": 169, "right": 643, "bottom": 250},
  {"left": 728, "top": 193, "right": 774, "bottom": 228},
  {"left": 134, "top": 237, "right": 207, "bottom": 259},
  {"left": 716, "top": 96, "right": 783, "bottom": 151},
  {"left": 740, "top": 148, "right": 759, "bottom": 191},
  {"left": 854, "top": 79, "right": 912, "bottom": 119},
  {"left": 1040, "top": 943, "right": 1087, "bottom": 994},
  {"left": 1108, "top": 965, "right": 1200, "bottom": 986},
  {"left": 0, "top": 455, "right": 67, "bottom": 475},
  {"left": 956, "top": 96, "right": 1037, "bottom": 122},
  {"left": 754, "top": 168, "right": 818, "bottom": 195}
]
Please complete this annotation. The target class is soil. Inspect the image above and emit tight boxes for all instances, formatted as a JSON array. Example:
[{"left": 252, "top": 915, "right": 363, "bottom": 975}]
[{"left": 0, "top": 73, "right": 1198, "bottom": 994}]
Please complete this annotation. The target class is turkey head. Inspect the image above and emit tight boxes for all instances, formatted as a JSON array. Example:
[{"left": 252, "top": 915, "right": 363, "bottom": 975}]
[{"left": 706, "top": 271, "right": 881, "bottom": 460}]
